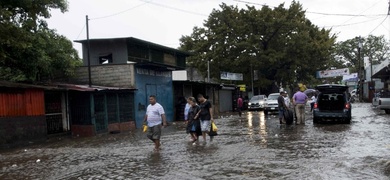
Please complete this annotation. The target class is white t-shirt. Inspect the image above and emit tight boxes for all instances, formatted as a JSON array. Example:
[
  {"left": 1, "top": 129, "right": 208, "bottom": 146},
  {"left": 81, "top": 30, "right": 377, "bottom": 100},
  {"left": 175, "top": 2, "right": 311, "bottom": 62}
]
[{"left": 146, "top": 103, "right": 165, "bottom": 127}]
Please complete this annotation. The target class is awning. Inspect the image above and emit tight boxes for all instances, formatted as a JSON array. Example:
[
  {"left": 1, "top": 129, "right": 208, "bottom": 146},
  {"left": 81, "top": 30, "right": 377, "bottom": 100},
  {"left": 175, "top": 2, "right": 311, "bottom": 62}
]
[{"left": 372, "top": 59, "right": 390, "bottom": 79}]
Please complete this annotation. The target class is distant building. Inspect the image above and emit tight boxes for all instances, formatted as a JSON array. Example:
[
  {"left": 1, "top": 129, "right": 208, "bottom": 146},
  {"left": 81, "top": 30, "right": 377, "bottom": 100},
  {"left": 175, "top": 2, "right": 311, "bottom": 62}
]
[{"left": 372, "top": 59, "right": 390, "bottom": 92}]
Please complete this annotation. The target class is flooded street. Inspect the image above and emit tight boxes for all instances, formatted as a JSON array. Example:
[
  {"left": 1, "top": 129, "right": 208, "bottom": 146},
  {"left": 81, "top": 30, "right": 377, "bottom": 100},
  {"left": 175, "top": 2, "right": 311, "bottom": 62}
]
[{"left": 1, "top": 103, "right": 390, "bottom": 179}]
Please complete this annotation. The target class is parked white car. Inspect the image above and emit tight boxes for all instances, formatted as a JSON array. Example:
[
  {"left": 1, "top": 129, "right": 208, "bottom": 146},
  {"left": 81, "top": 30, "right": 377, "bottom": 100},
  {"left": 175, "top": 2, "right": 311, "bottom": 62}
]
[
  {"left": 372, "top": 90, "right": 390, "bottom": 114},
  {"left": 248, "top": 95, "right": 267, "bottom": 111},
  {"left": 264, "top": 93, "right": 279, "bottom": 114}
]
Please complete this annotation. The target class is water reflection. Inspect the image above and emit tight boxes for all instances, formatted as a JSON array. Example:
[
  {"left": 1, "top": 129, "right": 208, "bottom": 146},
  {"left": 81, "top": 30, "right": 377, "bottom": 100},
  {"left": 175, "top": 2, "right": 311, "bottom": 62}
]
[
  {"left": 246, "top": 111, "right": 268, "bottom": 147},
  {"left": 259, "top": 112, "right": 268, "bottom": 147},
  {"left": 247, "top": 112, "right": 254, "bottom": 137}
]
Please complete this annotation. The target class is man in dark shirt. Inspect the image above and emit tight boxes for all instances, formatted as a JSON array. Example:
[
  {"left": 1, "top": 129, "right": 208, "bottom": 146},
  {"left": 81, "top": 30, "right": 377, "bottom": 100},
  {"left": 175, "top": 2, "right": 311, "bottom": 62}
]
[
  {"left": 277, "top": 91, "right": 288, "bottom": 124},
  {"left": 197, "top": 94, "right": 214, "bottom": 142}
]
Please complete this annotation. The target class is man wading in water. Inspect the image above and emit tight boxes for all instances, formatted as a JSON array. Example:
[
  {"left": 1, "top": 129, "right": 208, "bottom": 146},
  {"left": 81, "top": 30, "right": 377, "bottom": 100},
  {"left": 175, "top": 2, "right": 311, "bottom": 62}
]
[{"left": 144, "top": 95, "right": 167, "bottom": 152}]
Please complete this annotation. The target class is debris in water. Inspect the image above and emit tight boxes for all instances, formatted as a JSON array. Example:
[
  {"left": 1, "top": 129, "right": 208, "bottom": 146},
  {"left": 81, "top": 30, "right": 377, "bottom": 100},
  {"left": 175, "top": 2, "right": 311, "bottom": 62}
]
[
  {"left": 36, "top": 159, "right": 41, "bottom": 163},
  {"left": 11, "top": 164, "right": 17, "bottom": 167}
]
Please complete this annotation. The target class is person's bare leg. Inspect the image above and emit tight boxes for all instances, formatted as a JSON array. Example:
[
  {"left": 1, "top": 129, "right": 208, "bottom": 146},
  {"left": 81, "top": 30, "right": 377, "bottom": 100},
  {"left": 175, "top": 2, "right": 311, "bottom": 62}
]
[
  {"left": 154, "top": 140, "right": 160, "bottom": 151},
  {"left": 202, "top": 132, "right": 207, "bottom": 142}
]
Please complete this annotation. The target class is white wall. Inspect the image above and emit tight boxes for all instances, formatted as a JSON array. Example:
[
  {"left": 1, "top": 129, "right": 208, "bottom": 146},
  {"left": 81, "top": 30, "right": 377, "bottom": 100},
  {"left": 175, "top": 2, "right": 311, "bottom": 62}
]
[{"left": 172, "top": 70, "right": 188, "bottom": 81}]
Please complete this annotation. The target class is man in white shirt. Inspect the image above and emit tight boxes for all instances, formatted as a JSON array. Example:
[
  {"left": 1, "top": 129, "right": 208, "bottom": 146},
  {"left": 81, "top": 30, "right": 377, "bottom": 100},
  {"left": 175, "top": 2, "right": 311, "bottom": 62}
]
[{"left": 143, "top": 95, "right": 167, "bottom": 152}]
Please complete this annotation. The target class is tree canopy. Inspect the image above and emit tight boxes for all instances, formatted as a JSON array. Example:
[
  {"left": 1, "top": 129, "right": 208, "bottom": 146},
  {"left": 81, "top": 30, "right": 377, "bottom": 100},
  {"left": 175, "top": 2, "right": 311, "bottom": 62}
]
[
  {"left": 0, "top": 0, "right": 81, "bottom": 82},
  {"left": 180, "top": 2, "right": 336, "bottom": 91},
  {"left": 334, "top": 35, "right": 390, "bottom": 73}
]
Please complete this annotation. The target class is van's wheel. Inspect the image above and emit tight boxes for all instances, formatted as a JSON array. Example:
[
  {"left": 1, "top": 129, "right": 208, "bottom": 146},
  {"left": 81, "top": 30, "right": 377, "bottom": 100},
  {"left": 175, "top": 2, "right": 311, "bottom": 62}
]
[
  {"left": 313, "top": 117, "right": 319, "bottom": 124},
  {"left": 345, "top": 117, "right": 351, "bottom": 124},
  {"left": 385, "top": 110, "right": 390, "bottom": 114}
]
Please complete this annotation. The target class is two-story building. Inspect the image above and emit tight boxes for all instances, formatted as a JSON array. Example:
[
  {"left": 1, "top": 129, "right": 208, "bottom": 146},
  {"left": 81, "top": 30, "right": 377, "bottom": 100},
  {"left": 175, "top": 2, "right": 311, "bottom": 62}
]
[{"left": 73, "top": 37, "right": 190, "bottom": 130}]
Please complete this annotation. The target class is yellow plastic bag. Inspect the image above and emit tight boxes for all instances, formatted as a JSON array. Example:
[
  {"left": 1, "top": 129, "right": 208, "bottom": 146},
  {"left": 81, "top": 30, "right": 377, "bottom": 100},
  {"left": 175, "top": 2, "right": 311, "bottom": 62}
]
[
  {"left": 211, "top": 122, "right": 218, "bottom": 132},
  {"left": 143, "top": 125, "right": 148, "bottom": 132}
]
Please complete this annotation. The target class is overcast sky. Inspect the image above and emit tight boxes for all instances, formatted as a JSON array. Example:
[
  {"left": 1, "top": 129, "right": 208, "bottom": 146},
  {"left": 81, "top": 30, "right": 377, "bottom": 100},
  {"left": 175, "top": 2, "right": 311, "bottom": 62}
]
[{"left": 46, "top": 0, "right": 390, "bottom": 56}]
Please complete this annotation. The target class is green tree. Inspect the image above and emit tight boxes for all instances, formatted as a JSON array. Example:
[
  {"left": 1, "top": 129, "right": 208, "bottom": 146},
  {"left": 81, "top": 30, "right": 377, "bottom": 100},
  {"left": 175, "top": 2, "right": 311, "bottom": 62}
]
[
  {"left": 0, "top": 0, "right": 81, "bottom": 82},
  {"left": 334, "top": 35, "right": 389, "bottom": 73},
  {"left": 180, "top": 2, "right": 336, "bottom": 91}
]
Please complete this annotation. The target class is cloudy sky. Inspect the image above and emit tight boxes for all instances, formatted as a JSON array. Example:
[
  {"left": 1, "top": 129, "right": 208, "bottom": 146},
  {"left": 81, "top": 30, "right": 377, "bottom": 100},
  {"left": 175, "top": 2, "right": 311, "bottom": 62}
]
[{"left": 46, "top": 0, "right": 390, "bottom": 56}]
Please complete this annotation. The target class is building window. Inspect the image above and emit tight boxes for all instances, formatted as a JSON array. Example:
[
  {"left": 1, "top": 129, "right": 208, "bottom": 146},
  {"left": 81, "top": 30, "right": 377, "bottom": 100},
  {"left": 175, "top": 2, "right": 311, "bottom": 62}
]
[{"left": 99, "top": 53, "right": 113, "bottom": 64}]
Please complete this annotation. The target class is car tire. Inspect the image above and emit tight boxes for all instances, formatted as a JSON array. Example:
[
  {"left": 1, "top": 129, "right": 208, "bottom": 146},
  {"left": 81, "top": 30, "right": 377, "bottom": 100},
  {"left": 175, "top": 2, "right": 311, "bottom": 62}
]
[
  {"left": 345, "top": 117, "right": 351, "bottom": 124},
  {"left": 385, "top": 110, "right": 390, "bottom": 114},
  {"left": 313, "top": 117, "right": 319, "bottom": 124}
]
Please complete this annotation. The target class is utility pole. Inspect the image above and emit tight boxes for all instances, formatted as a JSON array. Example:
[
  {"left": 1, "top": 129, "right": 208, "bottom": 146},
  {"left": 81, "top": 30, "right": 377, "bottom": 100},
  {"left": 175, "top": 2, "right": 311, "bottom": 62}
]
[
  {"left": 358, "top": 36, "right": 363, "bottom": 102},
  {"left": 250, "top": 63, "right": 254, "bottom": 96},
  {"left": 86, "top": 15, "right": 92, "bottom": 87},
  {"left": 207, "top": 60, "right": 210, "bottom": 82}
]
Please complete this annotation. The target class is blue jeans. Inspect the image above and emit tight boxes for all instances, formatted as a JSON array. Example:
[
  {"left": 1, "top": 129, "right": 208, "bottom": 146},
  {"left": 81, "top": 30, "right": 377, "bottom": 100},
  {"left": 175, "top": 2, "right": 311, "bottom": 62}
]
[{"left": 278, "top": 107, "right": 285, "bottom": 118}]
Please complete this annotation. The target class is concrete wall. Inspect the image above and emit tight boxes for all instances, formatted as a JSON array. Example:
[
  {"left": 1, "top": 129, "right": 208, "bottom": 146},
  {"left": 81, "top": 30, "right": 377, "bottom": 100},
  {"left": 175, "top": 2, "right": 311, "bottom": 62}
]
[
  {"left": 0, "top": 116, "right": 46, "bottom": 148},
  {"left": 81, "top": 39, "right": 128, "bottom": 65},
  {"left": 73, "top": 64, "right": 135, "bottom": 88},
  {"left": 219, "top": 90, "right": 233, "bottom": 112}
]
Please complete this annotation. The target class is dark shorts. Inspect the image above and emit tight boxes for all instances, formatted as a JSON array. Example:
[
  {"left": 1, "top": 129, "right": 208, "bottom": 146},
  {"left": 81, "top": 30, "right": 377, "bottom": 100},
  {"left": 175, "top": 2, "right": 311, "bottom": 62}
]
[
  {"left": 147, "top": 124, "right": 162, "bottom": 140},
  {"left": 278, "top": 107, "right": 284, "bottom": 118}
]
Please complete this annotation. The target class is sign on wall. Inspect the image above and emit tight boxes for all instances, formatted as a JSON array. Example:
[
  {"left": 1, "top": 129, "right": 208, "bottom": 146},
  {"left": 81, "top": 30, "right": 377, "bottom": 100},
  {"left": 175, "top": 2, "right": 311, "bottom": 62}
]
[
  {"left": 136, "top": 68, "right": 172, "bottom": 77},
  {"left": 220, "top": 71, "right": 243, "bottom": 81},
  {"left": 316, "top": 68, "right": 349, "bottom": 78},
  {"left": 238, "top": 84, "right": 246, "bottom": 92}
]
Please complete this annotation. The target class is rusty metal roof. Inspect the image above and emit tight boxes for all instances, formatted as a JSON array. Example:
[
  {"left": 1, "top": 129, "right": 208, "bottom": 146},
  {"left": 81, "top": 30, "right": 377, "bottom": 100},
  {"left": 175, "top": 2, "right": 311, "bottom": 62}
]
[
  {"left": 0, "top": 81, "right": 59, "bottom": 90},
  {"left": 0, "top": 81, "right": 136, "bottom": 92}
]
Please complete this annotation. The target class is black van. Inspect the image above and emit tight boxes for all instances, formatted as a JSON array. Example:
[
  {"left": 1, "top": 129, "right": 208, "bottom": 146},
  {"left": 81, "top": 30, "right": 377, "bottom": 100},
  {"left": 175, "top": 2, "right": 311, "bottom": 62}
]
[{"left": 313, "top": 84, "right": 352, "bottom": 123}]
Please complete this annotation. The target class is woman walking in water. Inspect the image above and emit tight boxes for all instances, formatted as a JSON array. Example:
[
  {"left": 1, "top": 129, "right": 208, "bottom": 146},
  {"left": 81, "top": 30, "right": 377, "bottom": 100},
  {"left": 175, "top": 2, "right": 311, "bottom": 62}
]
[{"left": 186, "top": 97, "right": 201, "bottom": 145}]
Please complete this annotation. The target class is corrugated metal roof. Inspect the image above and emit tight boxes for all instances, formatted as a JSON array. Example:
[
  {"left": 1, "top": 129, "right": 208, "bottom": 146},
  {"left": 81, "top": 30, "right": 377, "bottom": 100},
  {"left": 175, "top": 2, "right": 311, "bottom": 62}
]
[
  {"left": 55, "top": 84, "right": 137, "bottom": 92},
  {"left": 0, "top": 81, "right": 136, "bottom": 92},
  {"left": 0, "top": 81, "right": 59, "bottom": 90}
]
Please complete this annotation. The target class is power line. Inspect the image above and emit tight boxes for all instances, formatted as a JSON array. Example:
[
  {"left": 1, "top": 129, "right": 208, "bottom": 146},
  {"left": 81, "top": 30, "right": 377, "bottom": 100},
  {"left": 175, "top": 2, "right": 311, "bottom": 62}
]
[
  {"left": 233, "top": 0, "right": 386, "bottom": 17},
  {"left": 91, "top": 1, "right": 150, "bottom": 20},
  {"left": 338, "top": 0, "right": 382, "bottom": 25},
  {"left": 139, "top": 0, "right": 208, "bottom": 17},
  {"left": 324, "top": 16, "right": 384, "bottom": 28},
  {"left": 368, "top": 15, "right": 388, "bottom": 34},
  {"left": 75, "top": 24, "right": 86, "bottom": 40}
]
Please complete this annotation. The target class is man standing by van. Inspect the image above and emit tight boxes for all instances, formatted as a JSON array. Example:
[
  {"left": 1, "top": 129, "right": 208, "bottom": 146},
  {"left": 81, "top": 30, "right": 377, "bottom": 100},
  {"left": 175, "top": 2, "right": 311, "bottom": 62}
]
[{"left": 293, "top": 89, "right": 308, "bottom": 125}]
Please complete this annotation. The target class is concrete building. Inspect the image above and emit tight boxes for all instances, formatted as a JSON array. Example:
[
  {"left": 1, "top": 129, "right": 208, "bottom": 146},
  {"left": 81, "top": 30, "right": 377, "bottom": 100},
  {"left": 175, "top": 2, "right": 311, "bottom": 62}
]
[{"left": 74, "top": 37, "right": 190, "bottom": 129}]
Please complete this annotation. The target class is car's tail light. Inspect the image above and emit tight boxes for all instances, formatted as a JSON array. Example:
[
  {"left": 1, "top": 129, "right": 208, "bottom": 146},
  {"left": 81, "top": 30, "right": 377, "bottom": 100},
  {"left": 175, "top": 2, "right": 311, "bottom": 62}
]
[
  {"left": 314, "top": 103, "right": 318, "bottom": 109},
  {"left": 379, "top": 100, "right": 382, "bottom": 105},
  {"left": 345, "top": 103, "right": 350, "bottom": 109}
]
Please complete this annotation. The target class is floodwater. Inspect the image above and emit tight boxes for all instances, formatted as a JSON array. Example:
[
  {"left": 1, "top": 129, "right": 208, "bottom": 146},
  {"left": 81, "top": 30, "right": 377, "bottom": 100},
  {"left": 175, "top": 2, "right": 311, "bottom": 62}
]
[{"left": 1, "top": 103, "right": 389, "bottom": 179}]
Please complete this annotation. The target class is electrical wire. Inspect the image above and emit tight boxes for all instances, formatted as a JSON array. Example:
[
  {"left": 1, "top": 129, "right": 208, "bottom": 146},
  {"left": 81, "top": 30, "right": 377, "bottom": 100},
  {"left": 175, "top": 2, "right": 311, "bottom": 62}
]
[
  {"left": 139, "top": 0, "right": 208, "bottom": 17},
  {"left": 233, "top": 0, "right": 386, "bottom": 17},
  {"left": 75, "top": 24, "right": 86, "bottom": 40},
  {"left": 338, "top": 0, "right": 382, "bottom": 25},
  {"left": 91, "top": 1, "right": 150, "bottom": 20},
  {"left": 368, "top": 15, "right": 388, "bottom": 34},
  {"left": 324, "top": 16, "right": 384, "bottom": 28}
]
